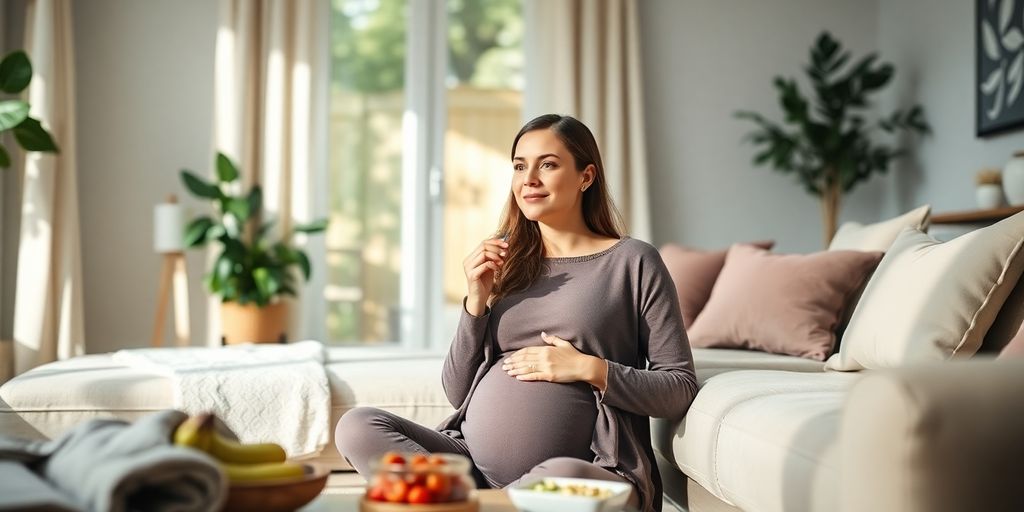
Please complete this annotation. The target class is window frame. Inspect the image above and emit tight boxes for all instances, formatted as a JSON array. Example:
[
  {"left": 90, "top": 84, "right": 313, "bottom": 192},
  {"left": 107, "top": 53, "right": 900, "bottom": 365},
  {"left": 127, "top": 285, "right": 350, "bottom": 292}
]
[{"left": 398, "top": 0, "right": 449, "bottom": 351}]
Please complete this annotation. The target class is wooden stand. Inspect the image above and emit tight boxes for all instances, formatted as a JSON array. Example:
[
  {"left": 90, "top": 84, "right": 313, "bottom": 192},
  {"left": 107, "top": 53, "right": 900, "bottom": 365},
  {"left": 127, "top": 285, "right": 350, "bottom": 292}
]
[{"left": 151, "top": 251, "right": 191, "bottom": 347}]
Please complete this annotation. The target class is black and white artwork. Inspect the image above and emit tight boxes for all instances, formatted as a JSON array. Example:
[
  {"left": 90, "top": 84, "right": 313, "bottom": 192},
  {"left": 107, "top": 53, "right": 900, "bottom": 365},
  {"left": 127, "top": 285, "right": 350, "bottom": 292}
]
[{"left": 978, "top": 0, "right": 1024, "bottom": 136}]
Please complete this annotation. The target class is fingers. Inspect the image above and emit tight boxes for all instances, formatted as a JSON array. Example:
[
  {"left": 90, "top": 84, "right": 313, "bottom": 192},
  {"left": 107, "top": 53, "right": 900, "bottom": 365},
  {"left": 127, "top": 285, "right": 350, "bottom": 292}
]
[
  {"left": 501, "top": 359, "right": 542, "bottom": 376},
  {"left": 464, "top": 238, "right": 509, "bottom": 281},
  {"left": 464, "top": 238, "right": 509, "bottom": 265},
  {"left": 541, "top": 331, "right": 570, "bottom": 347},
  {"left": 468, "top": 261, "right": 500, "bottom": 281}
]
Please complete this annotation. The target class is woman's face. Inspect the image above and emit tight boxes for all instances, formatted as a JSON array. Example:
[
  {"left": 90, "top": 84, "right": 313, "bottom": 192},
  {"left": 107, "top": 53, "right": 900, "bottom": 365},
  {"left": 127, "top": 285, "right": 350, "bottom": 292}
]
[{"left": 511, "top": 129, "right": 592, "bottom": 224}]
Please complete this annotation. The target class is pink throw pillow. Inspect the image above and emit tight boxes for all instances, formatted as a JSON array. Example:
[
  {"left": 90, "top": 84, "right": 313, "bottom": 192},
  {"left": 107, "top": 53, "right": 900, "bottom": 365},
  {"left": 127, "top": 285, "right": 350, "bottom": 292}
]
[
  {"left": 999, "top": 322, "right": 1024, "bottom": 359},
  {"left": 687, "top": 244, "right": 883, "bottom": 361},
  {"left": 660, "top": 241, "right": 775, "bottom": 328}
]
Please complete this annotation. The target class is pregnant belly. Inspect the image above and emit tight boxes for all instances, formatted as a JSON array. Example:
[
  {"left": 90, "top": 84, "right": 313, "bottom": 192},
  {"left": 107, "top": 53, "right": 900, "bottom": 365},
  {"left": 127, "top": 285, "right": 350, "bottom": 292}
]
[{"left": 461, "top": 362, "right": 597, "bottom": 488}]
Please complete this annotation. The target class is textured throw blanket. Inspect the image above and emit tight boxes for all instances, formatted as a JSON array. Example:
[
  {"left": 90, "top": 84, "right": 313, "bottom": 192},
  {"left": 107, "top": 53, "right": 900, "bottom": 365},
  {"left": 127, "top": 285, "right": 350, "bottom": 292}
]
[
  {"left": 113, "top": 340, "right": 330, "bottom": 458},
  {"left": 0, "top": 410, "right": 225, "bottom": 512}
]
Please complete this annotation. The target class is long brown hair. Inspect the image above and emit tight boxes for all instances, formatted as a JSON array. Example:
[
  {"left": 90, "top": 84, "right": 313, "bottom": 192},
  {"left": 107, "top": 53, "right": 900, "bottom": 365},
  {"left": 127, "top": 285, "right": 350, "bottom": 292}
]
[{"left": 491, "top": 114, "right": 624, "bottom": 302}]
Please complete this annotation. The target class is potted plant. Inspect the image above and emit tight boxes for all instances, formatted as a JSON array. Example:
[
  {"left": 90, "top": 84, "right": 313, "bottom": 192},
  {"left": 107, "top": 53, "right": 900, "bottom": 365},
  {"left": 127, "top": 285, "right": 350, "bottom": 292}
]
[
  {"left": 0, "top": 50, "right": 59, "bottom": 167},
  {"left": 736, "top": 32, "right": 930, "bottom": 247},
  {"left": 180, "top": 152, "right": 327, "bottom": 344}
]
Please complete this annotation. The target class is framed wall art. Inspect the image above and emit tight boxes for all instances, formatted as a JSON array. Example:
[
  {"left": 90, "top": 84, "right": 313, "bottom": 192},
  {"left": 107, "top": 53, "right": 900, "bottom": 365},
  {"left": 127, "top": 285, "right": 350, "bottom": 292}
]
[{"left": 978, "top": 0, "right": 1024, "bottom": 136}]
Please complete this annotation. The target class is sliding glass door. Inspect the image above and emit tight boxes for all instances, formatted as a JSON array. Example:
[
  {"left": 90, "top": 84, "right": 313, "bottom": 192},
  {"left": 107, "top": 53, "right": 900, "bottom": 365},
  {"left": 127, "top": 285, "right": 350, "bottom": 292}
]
[{"left": 326, "top": 0, "right": 522, "bottom": 348}]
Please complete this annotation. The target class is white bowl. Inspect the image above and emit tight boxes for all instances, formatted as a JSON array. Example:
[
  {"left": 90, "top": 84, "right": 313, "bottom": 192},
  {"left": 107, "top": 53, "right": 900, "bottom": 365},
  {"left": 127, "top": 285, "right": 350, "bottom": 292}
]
[{"left": 507, "top": 476, "right": 632, "bottom": 512}]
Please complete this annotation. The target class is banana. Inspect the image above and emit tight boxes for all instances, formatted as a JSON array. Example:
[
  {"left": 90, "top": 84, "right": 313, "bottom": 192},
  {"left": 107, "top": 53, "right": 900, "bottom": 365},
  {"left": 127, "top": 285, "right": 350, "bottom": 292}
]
[
  {"left": 172, "top": 413, "right": 214, "bottom": 451},
  {"left": 222, "top": 461, "right": 306, "bottom": 483},
  {"left": 209, "top": 433, "right": 287, "bottom": 464},
  {"left": 173, "top": 412, "right": 287, "bottom": 464}
]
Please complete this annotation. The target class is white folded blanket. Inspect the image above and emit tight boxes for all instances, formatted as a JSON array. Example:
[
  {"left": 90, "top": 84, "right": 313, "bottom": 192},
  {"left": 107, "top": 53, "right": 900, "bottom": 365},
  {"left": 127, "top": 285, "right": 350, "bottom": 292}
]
[{"left": 113, "top": 340, "right": 330, "bottom": 458}]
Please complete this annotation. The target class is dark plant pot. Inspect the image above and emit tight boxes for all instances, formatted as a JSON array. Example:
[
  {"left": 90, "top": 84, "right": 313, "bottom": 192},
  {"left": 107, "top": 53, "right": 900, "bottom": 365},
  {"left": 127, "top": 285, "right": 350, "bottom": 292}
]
[{"left": 220, "top": 301, "right": 288, "bottom": 345}]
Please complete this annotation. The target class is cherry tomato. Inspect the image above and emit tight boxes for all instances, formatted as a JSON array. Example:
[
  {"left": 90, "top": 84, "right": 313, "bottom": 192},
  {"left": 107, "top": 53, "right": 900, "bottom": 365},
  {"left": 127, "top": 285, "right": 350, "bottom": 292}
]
[
  {"left": 384, "top": 480, "right": 409, "bottom": 503},
  {"left": 407, "top": 485, "right": 432, "bottom": 504},
  {"left": 381, "top": 452, "right": 406, "bottom": 465},
  {"left": 425, "top": 473, "right": 451, "bottom": 501},
  {"left": 366, "top": 485, "right": 387, "bottom": 502}
]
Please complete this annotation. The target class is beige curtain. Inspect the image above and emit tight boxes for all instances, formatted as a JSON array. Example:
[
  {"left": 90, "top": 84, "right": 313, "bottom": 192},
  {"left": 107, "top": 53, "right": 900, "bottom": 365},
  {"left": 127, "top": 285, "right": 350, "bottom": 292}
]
[
  {"left": 210, "top": 0, "right": 329, "bottom": 346},
  {"left": 522, "top": 0, "right": 651, "bottom": 242},
  {"left": 3, "top": 0, "right": 84, "bottom": 382}
]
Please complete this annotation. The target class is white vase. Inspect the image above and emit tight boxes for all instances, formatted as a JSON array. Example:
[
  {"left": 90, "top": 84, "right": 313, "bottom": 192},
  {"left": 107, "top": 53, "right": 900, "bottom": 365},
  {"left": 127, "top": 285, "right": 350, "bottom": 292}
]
[
  {"left": 1002, "top": 151, "right": 1024, "bottom": 205},
  {"left": 976, "top": 184, "right": 1003, "bottom": 209}
]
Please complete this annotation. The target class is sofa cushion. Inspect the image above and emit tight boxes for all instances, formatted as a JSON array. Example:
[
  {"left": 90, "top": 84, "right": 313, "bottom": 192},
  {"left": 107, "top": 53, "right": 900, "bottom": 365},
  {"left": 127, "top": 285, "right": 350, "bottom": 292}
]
[
  {"left": 660, "top": 241, "right": 775, "bottom": 329},
  {"left": 827, "top": 211, "right": 1024, "bottom": 371},
  {"left": 691, "top": 347, "right": 824, "bottom": 382},
  {"left": 688, "top": 245, "right": 882, "bottom": 361},
  {"left": 663, "top": 370, "right": 860, "bottom": 512},
  {"left": 841, "top": 358, "right": 1024, "bottom": 512},
  {"left": 828, "top": 204, "right": 931, "bottom": 252},
  {"left": 0, "top": 351, "right": 452, "bottom": 470}
]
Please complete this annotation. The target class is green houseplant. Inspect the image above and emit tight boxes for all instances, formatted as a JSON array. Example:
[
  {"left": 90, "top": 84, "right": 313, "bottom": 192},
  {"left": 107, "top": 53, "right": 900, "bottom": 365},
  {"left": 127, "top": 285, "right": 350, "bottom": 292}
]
[
  {"left": 0, "top": 50, "right": 59, "bottom": 167},
  {"left": 736, "top": 32, "right": 930, "bottom": 246},
  {"left": 180, "top": 152, "right": 327, "bottom": 344}
]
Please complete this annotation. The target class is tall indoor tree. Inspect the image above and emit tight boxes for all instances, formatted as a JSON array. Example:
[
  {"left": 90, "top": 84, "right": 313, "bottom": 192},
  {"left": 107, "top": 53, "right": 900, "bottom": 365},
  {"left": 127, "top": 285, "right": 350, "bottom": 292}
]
[{"left": 736, "top": 32, "right": 929, "bottom": 246}]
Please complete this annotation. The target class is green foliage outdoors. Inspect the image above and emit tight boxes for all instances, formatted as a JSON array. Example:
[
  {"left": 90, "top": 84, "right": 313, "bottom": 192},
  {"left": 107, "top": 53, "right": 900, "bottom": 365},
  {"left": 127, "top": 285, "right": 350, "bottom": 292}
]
[
  {"left": 330, "top": 0, "right": 521, "bottom": 93},
  {"left": 735, "top": 32, "right": 930, "bottom": 198},
  {"left": 181, "top": 153, "right": 328, "bottom": 307},
  {"left": 0, "top": 50, "right": 59, "bottom": 168}
]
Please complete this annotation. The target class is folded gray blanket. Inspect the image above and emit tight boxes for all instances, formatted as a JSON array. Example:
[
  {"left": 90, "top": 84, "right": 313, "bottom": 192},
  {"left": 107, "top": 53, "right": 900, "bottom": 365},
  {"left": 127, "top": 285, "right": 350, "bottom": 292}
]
[{"left": 0, "top": 410, "right": 226, "bottom": 512}]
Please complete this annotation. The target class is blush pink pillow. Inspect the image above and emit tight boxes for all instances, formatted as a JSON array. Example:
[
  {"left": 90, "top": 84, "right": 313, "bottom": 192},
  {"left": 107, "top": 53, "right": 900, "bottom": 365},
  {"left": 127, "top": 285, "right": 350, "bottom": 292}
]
[
  {"left": 999, "top": 322, "right": 1024, "bottom": 359},
  {"left": 687, "top": 244, "right": 883, "bottom": 361},
  {"left": 660, "top": 241, "right": 775, "bottom": 328}
]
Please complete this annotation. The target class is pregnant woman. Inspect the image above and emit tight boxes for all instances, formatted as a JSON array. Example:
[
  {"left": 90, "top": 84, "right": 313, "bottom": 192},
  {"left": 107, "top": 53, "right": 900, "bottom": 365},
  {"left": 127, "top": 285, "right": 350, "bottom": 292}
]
[{"left": 336, "top": 114, "right": 698, "bottom": 512}]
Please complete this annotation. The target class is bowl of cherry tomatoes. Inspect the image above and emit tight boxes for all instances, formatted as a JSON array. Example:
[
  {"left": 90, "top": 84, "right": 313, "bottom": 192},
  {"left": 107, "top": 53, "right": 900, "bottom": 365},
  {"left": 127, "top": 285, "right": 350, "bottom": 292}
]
[{"left": 360, "top": 452, "right": 478, "bottom": 512}]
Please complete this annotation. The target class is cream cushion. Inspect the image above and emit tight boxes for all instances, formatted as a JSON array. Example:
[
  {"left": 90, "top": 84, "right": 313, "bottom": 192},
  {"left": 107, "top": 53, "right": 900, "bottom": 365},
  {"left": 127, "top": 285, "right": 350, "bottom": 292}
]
[
  {"left": 828, "top": 204, "right": 931, "bottom": 252},
  {"left": 827, "top": 211, "right": 1024, "bottom": 371},
  {"left": 665, "top": 370, "right": 860, "bottom": 512},
  {"left": 840, "top": 358, "right": 1024, "bottom": 512},
  {"left": 691, "top": 347, "right": 824, "bottom": 381}
]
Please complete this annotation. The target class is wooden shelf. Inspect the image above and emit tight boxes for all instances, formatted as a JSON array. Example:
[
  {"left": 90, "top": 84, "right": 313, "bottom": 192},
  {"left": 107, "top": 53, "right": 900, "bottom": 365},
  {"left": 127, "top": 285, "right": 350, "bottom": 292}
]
[{"left": 930, "top": 205, "right": 1024, "bottom": 224}]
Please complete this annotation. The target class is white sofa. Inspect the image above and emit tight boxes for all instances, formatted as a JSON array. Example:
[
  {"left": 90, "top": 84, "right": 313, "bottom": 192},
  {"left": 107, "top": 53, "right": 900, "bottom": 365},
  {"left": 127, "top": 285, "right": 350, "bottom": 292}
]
[{"left": 6, "top": 345, "right": 1019, "bottom": 512}]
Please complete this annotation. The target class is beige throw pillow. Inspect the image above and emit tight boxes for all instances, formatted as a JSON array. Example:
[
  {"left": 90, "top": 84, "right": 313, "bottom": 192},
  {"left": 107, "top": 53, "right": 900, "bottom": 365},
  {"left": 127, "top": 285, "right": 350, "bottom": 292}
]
[
  {"left": 687, "top": 245, "right": 883, "bottom": 361},
  {"left": 826, "top": 212, "right": 1024, "bottom": 371},
  {"left": 828, "top": 205, "right": 931, "bottom": 252}
]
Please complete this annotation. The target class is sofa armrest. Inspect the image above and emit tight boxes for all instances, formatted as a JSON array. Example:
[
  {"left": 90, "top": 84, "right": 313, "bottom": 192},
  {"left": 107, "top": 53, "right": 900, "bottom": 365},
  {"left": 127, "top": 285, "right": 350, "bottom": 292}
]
[{"left": 840, "top": 357, "right": 1024, "bottom": 512}]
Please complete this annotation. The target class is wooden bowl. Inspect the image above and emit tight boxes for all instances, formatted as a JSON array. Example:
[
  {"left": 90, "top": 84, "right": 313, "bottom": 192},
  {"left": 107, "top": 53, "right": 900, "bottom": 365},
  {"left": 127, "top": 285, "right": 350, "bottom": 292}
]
[
  {"left": 359, "top": 497, "right": 479, "bottom": 512},
  {"left": 223, "top": 463, "right": 328, "bottom": 512}
]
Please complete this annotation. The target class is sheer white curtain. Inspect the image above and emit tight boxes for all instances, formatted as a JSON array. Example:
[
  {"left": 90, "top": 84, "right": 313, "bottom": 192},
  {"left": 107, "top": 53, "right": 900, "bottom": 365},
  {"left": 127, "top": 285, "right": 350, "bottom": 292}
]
[
  {"left": 522, "top": 0, "right": 651, "bottom": 242},
  {"left": 3, "top": 0, "right": 84, "bottom": 383},
  {"left": 210, "top": 0, "right": 329, "bottom": 346}
]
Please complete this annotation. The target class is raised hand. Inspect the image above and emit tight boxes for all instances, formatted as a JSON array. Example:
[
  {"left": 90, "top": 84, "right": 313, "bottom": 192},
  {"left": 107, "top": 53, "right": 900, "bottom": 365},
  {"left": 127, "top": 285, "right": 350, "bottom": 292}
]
[{"left": 463, "top": 237, "right": 508, "bottom": 316}]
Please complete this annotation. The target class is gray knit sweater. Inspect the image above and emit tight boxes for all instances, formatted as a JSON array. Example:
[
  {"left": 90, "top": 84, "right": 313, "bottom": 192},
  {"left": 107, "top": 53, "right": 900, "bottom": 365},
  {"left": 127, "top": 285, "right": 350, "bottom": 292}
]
[{"left": 439, "top": 237, "right": 698, "bottom": 512}]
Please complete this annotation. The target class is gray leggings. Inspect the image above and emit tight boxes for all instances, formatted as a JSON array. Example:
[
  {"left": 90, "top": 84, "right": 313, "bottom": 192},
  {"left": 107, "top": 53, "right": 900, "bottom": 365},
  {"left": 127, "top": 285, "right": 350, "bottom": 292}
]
[{"left": 335, "top": 407, "right": 639, "bottom": 508}]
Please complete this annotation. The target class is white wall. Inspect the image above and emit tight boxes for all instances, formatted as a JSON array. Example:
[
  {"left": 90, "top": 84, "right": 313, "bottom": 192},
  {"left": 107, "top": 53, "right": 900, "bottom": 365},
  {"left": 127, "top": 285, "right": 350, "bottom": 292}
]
[
  {"left": 878, "top": 0, "right": 1024, "bottom": 212},
  {"left": 639, "top": 0, "right": 885, "bottom": 253},
  {"left": 74, "top": 0, "right": 217, "bottom": 353}
]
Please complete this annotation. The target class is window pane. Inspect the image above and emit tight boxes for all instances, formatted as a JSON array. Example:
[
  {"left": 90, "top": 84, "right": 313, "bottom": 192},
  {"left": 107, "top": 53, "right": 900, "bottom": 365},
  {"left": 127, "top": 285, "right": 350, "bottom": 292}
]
[
  {"left": 443, "top": 0, "right": 523, "bottom": 321},
  {"left": 328, "top": 0, "right": 407, "bottom": 345}
]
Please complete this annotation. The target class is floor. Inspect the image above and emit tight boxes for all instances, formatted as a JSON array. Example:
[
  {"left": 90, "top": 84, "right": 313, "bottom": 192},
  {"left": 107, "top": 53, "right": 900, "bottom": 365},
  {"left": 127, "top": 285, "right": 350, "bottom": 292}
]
[{"left": 323, "top": 471, "right": 685, "bottom": 511}]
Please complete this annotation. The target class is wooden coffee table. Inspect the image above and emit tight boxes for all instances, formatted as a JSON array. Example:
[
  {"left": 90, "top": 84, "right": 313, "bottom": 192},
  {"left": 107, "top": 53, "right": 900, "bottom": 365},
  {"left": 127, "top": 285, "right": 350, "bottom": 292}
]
[{"left": 301, "top": 490, "right": 518, "bottom": 511}]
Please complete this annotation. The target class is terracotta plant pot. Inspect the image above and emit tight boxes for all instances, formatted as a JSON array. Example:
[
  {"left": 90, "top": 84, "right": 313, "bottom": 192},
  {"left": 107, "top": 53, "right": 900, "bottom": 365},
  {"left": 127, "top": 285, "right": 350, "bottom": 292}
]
[{"left": 220, "top": 301, "right": 288, "bottom": 345}]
